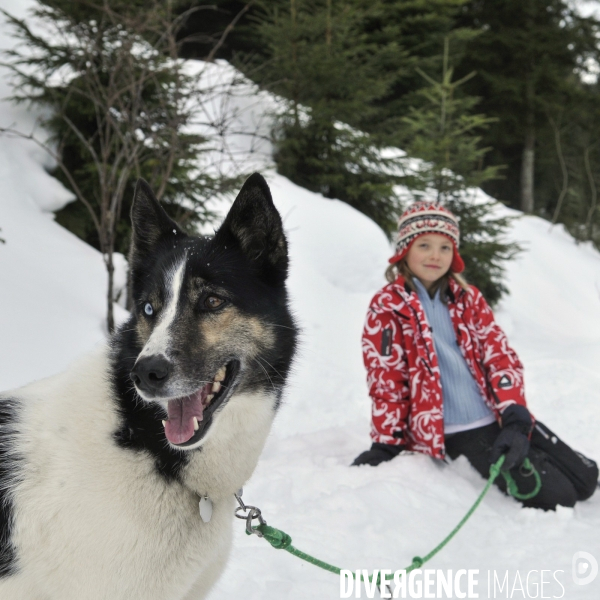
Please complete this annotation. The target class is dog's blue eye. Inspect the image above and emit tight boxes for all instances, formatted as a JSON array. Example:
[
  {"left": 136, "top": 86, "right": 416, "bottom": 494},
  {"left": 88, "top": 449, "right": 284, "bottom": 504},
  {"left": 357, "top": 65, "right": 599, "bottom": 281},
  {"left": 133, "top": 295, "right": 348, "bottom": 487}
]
[{"left": 144, "top": 303, "right": 154, "bottom": 316}]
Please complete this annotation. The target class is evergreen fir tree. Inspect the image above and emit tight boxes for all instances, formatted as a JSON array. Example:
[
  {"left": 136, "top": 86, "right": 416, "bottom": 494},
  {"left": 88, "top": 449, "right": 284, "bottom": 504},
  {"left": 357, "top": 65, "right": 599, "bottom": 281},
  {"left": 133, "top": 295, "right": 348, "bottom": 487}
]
[
  {"left": 457, "top": 0, "right": 600, "bottom": 215},
  {"left": 400, "top": 38, "right": 500, "bottom": 200},
  {"left": 400, "top": 38, "right": 519, "bottom": 305},
  {"left": 349, "top": 0, "right": 475, "bottom": 143},
  {"left": 237, "top": 0, "right": 406, "bottom": 233}
]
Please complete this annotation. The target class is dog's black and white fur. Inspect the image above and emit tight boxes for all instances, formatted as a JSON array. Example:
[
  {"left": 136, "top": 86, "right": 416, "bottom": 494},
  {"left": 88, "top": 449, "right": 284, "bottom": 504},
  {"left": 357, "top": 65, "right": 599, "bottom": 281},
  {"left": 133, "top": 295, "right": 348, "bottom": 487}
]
[{"left": 0, "top": 173, "right": 297, "bottom": 599}]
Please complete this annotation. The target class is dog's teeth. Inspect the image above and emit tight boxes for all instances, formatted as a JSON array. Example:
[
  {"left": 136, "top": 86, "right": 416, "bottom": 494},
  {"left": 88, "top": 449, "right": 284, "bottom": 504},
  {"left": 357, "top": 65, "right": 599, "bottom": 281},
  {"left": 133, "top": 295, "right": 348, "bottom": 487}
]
[
  {"left": 162, "top": 420, "right": 167, "bottom": 427},
  {"left": 214, "top": 367, "right": 226, "bottom": 382},
  {"left": 212, "top": 381, "right": 221, "bottom": 393},
  {"left": 206, "top": 394, "right": 214, "bottom": 404},
  {"left": 193, "top": 417, "right": 199, "bottom": 431}
]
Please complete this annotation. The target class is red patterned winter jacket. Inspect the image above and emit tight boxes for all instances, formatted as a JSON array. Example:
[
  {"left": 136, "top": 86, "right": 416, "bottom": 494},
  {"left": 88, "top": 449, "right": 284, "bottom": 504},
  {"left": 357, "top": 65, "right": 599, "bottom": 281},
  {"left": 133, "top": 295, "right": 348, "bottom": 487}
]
[{"left": 362, "top": 276, "right": 527, "bottom": 459}]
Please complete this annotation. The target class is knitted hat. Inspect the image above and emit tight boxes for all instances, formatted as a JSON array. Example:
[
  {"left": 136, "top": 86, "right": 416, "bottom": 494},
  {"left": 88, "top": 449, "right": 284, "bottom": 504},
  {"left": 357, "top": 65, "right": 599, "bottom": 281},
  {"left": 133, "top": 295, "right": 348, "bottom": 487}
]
[{"left": 389, "top": 202, "right": 465, "bottom": 273}]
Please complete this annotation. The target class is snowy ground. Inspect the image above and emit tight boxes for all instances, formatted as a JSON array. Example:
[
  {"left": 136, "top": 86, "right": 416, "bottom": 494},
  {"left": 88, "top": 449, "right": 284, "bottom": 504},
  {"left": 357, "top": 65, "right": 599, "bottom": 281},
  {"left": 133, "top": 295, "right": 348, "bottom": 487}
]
[
  {"left": 209, "top": 178, "right": 600, "bottom": 600},
  {"left": 1, "top": 3, "right": 600, "bottom": 599}
]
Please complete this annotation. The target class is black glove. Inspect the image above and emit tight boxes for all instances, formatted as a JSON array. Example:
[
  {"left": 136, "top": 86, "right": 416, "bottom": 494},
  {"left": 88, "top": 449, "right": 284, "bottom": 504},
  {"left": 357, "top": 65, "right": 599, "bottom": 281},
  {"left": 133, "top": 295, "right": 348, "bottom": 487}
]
[
  {"left": 490, "top": 404, "right": 532, "bottom": 471},
  {"left": 351, "top": 443, "right": 404, "bottom": 467}
]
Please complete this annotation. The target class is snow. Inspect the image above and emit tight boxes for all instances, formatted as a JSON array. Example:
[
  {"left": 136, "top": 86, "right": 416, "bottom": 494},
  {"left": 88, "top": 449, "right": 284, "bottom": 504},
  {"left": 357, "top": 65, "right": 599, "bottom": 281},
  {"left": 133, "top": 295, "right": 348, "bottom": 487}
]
[
  {"left": 1, "top": 4, "right": 600, "bottom": 599},
  {"left": 0, "top": 121, "right": 129, "bottom": 389}
]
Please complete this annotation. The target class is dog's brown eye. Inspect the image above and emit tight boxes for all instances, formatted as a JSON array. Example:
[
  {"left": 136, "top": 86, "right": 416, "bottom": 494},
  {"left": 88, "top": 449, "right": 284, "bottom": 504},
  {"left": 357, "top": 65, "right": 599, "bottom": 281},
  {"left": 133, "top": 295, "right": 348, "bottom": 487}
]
[{"left": 205, "top": 296, "right": 224, "bottom": 309}]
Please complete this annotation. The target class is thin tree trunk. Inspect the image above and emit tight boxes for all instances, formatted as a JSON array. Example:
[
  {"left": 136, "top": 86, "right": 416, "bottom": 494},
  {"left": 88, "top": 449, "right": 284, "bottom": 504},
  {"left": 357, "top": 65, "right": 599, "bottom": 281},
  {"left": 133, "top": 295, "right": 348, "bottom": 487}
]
[
  {"left": 584, "top": 145, "right": 598, "bottom": 240},
  {"left": 521, "top": 128, "right": 535, "bottom": 213},
  {"left": 326, "top": 0, "right": 332, "bottom": 48},
  {"left": 290, "top": 0, "right": 299, "bottom": 127},
  {"left": 549, "top": 116, "right": 568, "bottom": 225},
  {"left": 106, "top": 249, "right": 115, "bottom": 334},
  {"left": 521, "top": 79, "right": 535, "bottom": 214},
  {"left": 520, "top": 8, "right": 535, "bottom": 214},
  {"left": 438, "top": 37, "right": 449, "bottom": 204}
]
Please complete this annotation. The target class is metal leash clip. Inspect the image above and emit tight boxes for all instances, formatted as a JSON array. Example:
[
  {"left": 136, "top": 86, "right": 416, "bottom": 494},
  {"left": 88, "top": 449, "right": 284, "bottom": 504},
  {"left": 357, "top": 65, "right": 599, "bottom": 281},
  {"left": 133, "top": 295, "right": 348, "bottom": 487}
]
[{"left": 234, "top": 490, "right": 266, "bottom": 537}]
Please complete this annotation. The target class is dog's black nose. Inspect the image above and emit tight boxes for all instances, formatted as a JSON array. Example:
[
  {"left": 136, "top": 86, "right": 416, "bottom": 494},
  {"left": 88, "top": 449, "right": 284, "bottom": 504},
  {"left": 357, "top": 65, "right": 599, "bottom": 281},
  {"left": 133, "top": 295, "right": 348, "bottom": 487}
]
[{"left": 130, "top": 355, "right": 171, "bottom": 394}]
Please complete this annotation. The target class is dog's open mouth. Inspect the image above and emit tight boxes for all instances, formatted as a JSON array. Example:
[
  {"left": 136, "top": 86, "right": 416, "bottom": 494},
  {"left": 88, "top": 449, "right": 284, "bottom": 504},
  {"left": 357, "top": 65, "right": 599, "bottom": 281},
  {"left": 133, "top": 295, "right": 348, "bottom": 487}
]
[{"left": 162, "top": 360, "right": 240, "bottom": 447}]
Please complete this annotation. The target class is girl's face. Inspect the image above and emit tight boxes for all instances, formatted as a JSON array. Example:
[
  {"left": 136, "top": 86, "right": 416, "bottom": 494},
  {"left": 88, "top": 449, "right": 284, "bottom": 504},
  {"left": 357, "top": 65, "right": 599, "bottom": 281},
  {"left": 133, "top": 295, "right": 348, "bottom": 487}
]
[{"left": 406, "top": 233, "right": 454, "bottom": 290}]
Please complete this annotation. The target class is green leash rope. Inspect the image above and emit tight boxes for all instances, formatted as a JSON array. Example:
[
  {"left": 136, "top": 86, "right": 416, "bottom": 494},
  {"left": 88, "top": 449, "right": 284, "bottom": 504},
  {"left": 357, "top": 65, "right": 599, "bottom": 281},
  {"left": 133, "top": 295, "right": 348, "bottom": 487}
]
[
  {"left": 236, "top": 455, "right": 542, "bottom": 586},
  {"left": 501, "top": 457, "right": 542, "bottom": 500}
]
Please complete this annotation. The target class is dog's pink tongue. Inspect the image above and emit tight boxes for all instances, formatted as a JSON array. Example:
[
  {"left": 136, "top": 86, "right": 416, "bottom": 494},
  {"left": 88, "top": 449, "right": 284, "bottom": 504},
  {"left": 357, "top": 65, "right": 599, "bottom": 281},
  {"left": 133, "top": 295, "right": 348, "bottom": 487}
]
[{"left": 164, "top": 392, "right": 205, "bottom": 445}]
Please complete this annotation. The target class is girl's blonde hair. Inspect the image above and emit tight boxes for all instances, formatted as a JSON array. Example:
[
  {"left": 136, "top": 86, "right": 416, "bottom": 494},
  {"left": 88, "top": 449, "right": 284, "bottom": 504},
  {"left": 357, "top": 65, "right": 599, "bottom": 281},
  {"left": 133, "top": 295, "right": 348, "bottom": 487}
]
[{"left": 385, "top": 259, "right": 469, "bottom": 301}]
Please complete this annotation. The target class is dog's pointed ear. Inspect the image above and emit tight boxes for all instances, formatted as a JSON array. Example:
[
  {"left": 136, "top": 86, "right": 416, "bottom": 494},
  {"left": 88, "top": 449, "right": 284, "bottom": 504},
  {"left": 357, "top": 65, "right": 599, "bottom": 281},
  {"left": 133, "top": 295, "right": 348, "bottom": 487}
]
[
  {"left": 129, "top": 179, "right": 184, "bottom": 264},
  {"left": 215, "top": 173, "right": 288, "bottom": 284}
]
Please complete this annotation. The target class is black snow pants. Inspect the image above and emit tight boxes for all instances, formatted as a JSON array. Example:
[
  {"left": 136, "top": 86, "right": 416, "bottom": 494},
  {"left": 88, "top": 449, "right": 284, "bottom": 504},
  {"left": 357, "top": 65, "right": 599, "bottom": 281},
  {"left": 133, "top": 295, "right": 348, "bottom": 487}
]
[{"left": 445, "top": 421, "right": 599, "bottom": 510}]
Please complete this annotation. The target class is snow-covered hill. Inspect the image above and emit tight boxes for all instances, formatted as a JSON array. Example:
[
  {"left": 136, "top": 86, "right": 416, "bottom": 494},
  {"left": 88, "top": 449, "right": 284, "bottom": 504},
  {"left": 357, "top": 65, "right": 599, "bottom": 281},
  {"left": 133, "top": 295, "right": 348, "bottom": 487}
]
[{"left": 1, "top": 5, "right": 600, "bottom": 599}]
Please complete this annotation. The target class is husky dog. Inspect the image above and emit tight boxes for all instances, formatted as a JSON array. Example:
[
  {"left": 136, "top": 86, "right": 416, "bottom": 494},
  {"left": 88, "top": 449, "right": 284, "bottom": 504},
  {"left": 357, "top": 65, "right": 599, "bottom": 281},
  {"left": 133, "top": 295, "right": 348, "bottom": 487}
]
[{"left": 0, "top": 173, "right": 297, "bottom": 599}]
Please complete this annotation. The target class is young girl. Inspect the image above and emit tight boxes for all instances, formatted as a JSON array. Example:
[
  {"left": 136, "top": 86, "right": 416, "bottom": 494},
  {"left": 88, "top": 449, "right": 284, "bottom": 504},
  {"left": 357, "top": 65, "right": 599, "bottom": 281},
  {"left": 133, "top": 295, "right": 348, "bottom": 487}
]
[{"left": 352, "top": 202, "right": 598, "bottom": 510}]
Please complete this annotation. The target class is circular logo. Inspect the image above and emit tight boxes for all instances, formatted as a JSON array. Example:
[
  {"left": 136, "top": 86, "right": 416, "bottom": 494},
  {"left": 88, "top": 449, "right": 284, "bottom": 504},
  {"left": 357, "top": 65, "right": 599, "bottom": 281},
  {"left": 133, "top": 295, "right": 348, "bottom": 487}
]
[{"left": 572, "top": 551, "right": 598, "bottom": 586}]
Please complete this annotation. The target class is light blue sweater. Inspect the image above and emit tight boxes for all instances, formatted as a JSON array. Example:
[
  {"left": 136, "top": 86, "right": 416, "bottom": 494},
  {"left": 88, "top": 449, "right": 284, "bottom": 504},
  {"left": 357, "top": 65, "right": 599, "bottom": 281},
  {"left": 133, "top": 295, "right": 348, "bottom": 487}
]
[{"left": 413, "top": 278, "right": 494, "bottom": 432}]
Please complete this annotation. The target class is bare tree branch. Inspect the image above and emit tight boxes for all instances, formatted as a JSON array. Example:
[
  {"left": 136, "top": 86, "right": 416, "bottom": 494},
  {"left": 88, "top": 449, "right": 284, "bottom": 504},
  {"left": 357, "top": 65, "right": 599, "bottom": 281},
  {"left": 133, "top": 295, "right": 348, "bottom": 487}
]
[
  {"left": 1, "top": 0, "right": 254, "bottom": 330},
  {"left": 205, "top": 0, "right": 257, "bottom": 63}
]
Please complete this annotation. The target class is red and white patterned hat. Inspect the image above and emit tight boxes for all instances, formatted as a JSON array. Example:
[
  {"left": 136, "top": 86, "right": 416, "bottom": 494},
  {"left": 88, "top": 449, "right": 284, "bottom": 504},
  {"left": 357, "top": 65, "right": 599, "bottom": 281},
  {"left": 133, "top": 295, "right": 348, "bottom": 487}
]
[{"left": 389, "top": 202, "right": 465, "bottom": 273}]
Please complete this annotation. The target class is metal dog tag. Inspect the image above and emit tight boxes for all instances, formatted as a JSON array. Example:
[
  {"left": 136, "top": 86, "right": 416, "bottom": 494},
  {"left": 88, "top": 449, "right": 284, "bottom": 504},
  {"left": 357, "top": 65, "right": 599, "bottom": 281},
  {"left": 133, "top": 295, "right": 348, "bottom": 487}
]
[{"left": 199, "top": 496, "right": 213, "bottom": 523}]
